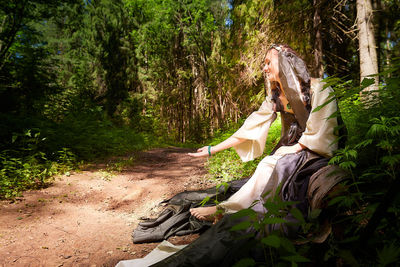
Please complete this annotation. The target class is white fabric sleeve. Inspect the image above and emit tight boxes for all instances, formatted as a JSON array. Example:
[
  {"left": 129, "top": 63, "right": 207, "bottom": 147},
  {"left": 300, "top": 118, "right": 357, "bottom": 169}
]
[
  {"left": 231, "top": 98, "right": 277, "bottom": 162},
  {"left": 298, "top": 81, "right": 338, "bottom": 157}
]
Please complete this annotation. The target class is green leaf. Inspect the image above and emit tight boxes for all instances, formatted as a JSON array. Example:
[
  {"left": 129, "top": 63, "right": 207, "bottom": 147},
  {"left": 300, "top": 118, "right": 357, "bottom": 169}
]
[
  {"left": 216, "top": 182, "right": 229, "bottom": 193},
  {"left": 290, "top": 207, "right": 305, "bottom": 223},
  {"left": 381, "top": 154, "right": 400, "bottom": 166},
  {"left": 367, "top": 123, "right": 387, "bottom": 137},
  {"left": 231, "top": 208, "right": 257, "bottom": 220},
  {"left": 261, "top": 235, "right": 281, "bottom": 248},
  {"left": 389, "top": 124, "right": 400, "bottom": 136},
  {"left": 338, "top": 250, "right": 359, "bottom": 267},
  {"left": 279, "top": 237, "right": 296, "bottom": 253},
  {"left": 312, "top": 97, "right": 335, "bottom": 113},
  {"left": 199, "top": 196, "right": 211, "bottom": 206},
  {"left": 347, "top": 149, "right": 357, "bottom": 159},
  {"left": 328, "top": 196, "right": 346, "bottom": 206},
  {"left": 377, "top": 243, "right": 400, "bottom": 266},
  {"left": 377, "top": 140, "right": 393, "bottom": 150},
  {"left": 329, "top": 156, "right": 342, "bottom": 165},
  {"left": 25, "top": 129, "right": 32, "bottom": 137},
  {"left": 339, "top": 161, "right": 356, "bottom": 170},
  {"left": 263, "top": 217, "right": 287, "bottom": 225},
  {"left": 230, "top": 221, "right": 252, "bottom": 231},
  {"left": 354, "top": 139, "right": 373, "bottom": 149},
  {"left": 309, "top": 209, "right": 321, "bottom": 220},
  {"left": 360, "top": 77, "right": 375, "bottom": 89}
]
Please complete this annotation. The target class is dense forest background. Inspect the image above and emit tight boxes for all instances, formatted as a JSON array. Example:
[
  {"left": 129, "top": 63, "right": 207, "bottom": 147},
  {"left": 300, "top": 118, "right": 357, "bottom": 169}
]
[{"left": 1, "top": 0, "right": 399, "bottom": 265}]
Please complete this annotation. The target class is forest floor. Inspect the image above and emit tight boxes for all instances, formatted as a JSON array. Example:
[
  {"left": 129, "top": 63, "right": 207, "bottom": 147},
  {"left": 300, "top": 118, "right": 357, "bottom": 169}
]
[{"left": 0, "top": 147, "right": 214, "bottom": 267}]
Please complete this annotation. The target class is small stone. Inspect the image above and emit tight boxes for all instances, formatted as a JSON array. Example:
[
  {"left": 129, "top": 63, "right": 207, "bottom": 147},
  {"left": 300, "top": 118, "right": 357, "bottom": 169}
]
[{"left": 61, "top": 255, "right": 72, "bottom": 259}]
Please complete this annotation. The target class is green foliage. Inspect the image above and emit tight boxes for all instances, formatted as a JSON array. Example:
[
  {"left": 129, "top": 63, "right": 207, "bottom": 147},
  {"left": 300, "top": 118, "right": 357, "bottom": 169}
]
[
  {"left": 0, "top": 129, "right": 69, "bottom": 198},
  {"left": 124, "top": 0, "right": 230, "bottom": 142},
  {"left": 230, "top": 189, "right": 312, "bottom": 267},
  {"left": 44, "top": 115, "right": 153, "bottom": 160},
  {"left": 0, "top": 0, "right": 82, "bottom": 115},
  {"left": 311, "top": 61, "right": 400, "bottom": 265},
  {"left": 0, "top": 111, "right": 157, "bottom": 199},
  {"left": 376, "top": 243, "right": 400, "bottom": 267},
  {"left": 221, "top": 61, "right": 400, "bottom": 266}
]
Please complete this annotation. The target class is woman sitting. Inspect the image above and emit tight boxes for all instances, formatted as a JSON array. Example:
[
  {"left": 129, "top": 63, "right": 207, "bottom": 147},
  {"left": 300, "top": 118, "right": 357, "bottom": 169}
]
[
  {"left": 123, "top": 44, "right": 341, "bottom": 267},
  {"left": 189, "top": 44, "right": 338, "bottom": 222}
]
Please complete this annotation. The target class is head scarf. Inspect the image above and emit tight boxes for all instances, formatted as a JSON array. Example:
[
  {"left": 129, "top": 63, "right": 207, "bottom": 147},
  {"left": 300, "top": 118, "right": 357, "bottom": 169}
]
[
  {"left": 266, "top": 44, "right": 312, "bottom": 151},
  {"left": 267, "top": 44, "right": 311, "bottom": 128}
]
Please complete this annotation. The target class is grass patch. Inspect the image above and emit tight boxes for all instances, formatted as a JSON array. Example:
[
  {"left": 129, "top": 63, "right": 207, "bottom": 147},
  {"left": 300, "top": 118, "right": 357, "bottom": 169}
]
[{"left": 0, "top": 113, "right": 159, "bottom": 199}]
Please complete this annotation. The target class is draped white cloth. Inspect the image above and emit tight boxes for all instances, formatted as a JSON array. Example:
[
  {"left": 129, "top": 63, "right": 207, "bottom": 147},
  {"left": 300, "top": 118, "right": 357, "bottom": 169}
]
[
  {"left": 218, "top": 79, "right": 338, "bottom": 213},
  {"left": 115, "top": 241, "right": 187, "bottom": 267}
]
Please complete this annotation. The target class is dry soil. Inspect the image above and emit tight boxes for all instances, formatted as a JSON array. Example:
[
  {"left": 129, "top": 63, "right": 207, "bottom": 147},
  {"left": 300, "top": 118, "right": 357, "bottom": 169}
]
[{"left": 0, "top": 147, "right": 214, "bottom": 267}]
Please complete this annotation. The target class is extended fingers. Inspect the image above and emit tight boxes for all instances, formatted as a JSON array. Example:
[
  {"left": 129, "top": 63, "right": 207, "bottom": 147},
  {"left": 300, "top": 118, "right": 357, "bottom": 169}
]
[{"left": 197, "top": 146, "right": 207, "bottom": 152}]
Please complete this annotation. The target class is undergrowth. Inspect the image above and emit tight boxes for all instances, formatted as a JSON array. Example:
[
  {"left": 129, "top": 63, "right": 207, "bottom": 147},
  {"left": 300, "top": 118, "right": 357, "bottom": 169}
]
[{"left": 0, "top": 113, "right": 159, "bottom": 199}]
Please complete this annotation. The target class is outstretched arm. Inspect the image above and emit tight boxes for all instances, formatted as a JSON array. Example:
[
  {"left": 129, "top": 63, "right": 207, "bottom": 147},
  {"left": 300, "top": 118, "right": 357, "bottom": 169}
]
[
  {"left": 189, "top": 99, "right": 276, "bottom": 160},
  {"left": 188, "top": 136, "right": 245, "bottom": 158}
]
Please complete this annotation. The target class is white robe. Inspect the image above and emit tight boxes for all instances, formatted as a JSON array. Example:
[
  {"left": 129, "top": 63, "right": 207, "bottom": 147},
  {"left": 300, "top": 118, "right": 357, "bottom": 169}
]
[{"left": 218, "top": 79, "right": 338, "bottom": 213}]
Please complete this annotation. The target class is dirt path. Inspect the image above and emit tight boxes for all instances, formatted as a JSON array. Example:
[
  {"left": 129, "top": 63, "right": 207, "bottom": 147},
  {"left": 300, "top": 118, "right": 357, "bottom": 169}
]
[{"left": 0, "top": 147, "right": 214, "bottom": 267}]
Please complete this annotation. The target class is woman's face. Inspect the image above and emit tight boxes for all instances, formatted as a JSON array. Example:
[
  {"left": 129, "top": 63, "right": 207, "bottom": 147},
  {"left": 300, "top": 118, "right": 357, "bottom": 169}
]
[{"left": 263, "top": 49, "right": 279, "bottom": 82}]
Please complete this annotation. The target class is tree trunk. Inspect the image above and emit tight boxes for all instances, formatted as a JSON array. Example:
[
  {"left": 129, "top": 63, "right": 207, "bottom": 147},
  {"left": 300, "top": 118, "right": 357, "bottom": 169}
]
[
  {"left": 188, "top": 77, "right": 193, "bottom": 139},
  {"left": 374, "top": 0, "right": 382, "bottom": 74},
  {"left": 356, "top": 0, "right": 379, "bottom": 98},
  {"left": 312, "top": 0, "right": 324, "bottom": 78},
  {"left": 384, "top": 16, "right": 391, "bottom": 77}
]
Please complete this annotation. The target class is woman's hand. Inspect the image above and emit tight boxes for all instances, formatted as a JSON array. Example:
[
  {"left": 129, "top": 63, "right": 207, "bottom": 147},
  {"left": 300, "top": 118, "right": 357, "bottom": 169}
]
[
  {"left": 188, "top": 146, "right": 210, "bottom": 157},
  {"left": 274, "top": 143, "right": 305, "bottom": 156},
  {"left": 187, "top": 137, "right": 244, "bottom": 158}
]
